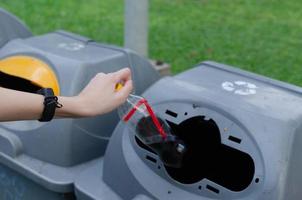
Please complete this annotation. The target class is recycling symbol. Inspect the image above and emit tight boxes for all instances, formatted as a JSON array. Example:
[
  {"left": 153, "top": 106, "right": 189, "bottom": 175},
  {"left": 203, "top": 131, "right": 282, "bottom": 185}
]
[
  {"left": 58, "top": 42, "right": 85, "bottom": 51},
  {"left": 222, "top": 81, "right": 258, "bottom": 95}
]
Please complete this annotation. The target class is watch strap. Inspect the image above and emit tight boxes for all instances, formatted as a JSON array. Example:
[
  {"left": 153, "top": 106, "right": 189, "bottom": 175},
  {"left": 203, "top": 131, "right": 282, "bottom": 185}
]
[{"left": 37, "top": 88, "right": 62, "bottom": 122}]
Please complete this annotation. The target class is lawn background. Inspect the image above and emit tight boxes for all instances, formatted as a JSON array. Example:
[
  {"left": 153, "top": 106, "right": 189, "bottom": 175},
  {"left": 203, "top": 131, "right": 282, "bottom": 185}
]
[{"left": 1, "top": 0, "right": 301, "bottom": 86}]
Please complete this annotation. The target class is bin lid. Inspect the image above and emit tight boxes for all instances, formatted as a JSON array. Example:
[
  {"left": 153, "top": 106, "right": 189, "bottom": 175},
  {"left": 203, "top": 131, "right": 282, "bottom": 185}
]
[{"left": 0, "top": 55, "right": 60, "bottom": 95}]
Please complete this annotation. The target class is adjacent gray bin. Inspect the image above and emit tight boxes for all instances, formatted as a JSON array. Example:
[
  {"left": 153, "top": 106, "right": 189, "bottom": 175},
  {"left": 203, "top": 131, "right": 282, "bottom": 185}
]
[
  {"left": 75, "top": 61, "right": 302, "bottom": 200},
  {"left": 0, "top": 8, "right": 32, "bottom": 48},
  {"left": 0, "top": 31, "right": 160, "bottom": 199}
]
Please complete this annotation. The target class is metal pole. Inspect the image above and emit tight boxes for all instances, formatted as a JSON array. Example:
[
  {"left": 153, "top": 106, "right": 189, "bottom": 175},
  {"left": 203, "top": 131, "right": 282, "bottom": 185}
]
[{"left": 124, "top": 0, "right": 148, "bottom": 57}]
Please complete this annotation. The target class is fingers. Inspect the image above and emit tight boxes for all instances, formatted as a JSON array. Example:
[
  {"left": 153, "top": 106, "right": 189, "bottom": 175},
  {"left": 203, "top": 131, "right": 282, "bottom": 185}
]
[
  {"left": 94, "top": 69, "right": 132, "bottom": 93},
  {"left": 92, "top": 73, "right": 106, "bottom": 83},
  {"left": 115, "top": 80, "right": 133, "bottom": 102},
  {"left": 95, "top": 72, "right": 106, "bottom": 78},
  {"left": 113, "top": 68, "right": 132, "bottom": 82}
]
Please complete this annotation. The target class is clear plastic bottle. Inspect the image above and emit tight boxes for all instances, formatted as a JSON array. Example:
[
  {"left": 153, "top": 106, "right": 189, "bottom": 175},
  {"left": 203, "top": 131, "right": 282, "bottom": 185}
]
[{"left": 117, "top": 88, "right": 186, "bottom": 168}]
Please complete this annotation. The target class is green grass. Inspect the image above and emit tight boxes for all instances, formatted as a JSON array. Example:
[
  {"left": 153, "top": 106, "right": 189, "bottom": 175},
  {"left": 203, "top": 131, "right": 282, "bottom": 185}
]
[{"left": 1, "top": 0, "right": 302, "bottom": 86}]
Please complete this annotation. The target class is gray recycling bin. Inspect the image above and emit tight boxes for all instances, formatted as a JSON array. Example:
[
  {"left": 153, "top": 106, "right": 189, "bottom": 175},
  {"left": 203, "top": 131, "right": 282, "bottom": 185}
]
[
  {"left": 0, "top": 8, "right": 32, "bottom": 48},
  {"left": 74, "top": 61, "right": 302, "bottom": 200},
  {"left": 0, "top": 29, "right": 160, "bottom": 199}
]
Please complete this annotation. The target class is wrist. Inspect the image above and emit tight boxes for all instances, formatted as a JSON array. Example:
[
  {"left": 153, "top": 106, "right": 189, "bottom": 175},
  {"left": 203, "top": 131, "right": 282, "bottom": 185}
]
[{"left": 55, "top": 96, "right": 89, "bottom": 118}]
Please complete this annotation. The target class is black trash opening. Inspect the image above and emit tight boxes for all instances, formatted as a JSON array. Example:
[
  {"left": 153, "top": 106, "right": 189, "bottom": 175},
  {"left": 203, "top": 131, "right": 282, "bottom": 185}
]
[{"left": 136, "top": 115, "right": 255, "bottom": 192}]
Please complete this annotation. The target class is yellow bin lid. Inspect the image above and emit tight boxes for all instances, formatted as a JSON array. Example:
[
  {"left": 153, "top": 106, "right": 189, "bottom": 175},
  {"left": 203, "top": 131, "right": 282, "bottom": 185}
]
[{"left": 0, "top": 55, "right": 60, "bottom": 95}]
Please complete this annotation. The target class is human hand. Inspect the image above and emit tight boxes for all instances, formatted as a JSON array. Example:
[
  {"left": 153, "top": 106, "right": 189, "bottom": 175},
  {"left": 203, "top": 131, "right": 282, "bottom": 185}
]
[
  {"left": 0, "top": 68, "right": 132, "bottom": 121},
  {"left": 73, "top": 68, "right": 133, "bottom": 117}
]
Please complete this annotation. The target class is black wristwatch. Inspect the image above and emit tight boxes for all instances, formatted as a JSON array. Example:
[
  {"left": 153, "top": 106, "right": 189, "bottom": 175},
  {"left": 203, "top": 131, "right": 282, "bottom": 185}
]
[{"left": 37, "top": 88, "right": 62, "bottom": 122}]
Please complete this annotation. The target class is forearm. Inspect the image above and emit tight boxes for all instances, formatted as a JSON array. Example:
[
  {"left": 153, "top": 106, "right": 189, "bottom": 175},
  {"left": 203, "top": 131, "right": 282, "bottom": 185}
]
[
  {"left": 0, "top": 87, "right": 84, "bottom": 121},
  {"left": 0, "top": 87, "right": 44, "bottom": 121}
]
